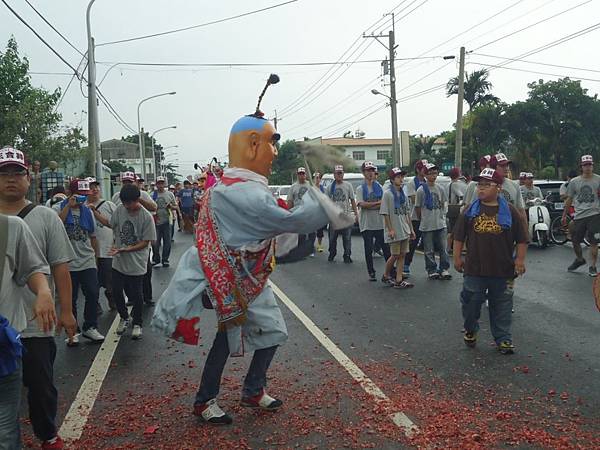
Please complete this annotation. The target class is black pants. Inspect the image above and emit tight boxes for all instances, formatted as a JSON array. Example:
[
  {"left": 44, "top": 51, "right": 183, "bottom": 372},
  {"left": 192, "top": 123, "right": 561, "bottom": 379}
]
[
  {"left": 404, "top": 220, "right": 422, "bottom": 267},
  {"left": 70, "top": 268, "right": 99, "bottom": 331},
  {"left": 97, "top": 257, "right": 114, "bottom": 308},
  {"left": 195, "top": 332, "right": 278, "bottom": 404},
  {"left": 361, "top": 229, "right": 390, "bottom": 275},
  {"left": 152, "top": 222, "right": 172, "bottom": 264},
  {"left": 328, "top": 226, "right": 352, "bottom": 259},
  {"left": 112, "top": 269, "right": 145, "bottom": 326},
  {"left": 143, "top": 256, "right": 152, "bottom": 302},
  {"left": 22, "top": 337, "right": 58, "bottom": 441}
]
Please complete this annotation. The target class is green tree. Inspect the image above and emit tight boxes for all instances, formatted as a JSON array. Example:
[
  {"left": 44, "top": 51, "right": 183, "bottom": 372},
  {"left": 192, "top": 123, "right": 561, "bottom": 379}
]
[
  {"left": 0, "top": 37, "right": 86, "bottom": 166},
  {"left": 106, "top": 159, "right": 134, "bottom": 174},
  {"left": 163, "top": 162, "right": 181, "bottom": 186},
  {"left": 269, "top": 140, "right": 302, "bottom": 185},
  {"left": 446, "top": 68, "right": 500, "bottom": 111}
]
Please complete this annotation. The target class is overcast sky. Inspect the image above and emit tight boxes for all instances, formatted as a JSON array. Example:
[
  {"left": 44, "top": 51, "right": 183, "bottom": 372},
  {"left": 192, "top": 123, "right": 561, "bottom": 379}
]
[{"left": 2, "top": 0, "right": 600, "bottom": 176}]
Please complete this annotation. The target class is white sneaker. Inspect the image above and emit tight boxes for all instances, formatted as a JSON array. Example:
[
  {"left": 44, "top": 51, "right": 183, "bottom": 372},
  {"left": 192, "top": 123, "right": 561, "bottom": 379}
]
[
  {"left": 82, "top": 327, "right": 105, "bottom": 343},
  {"left": 65, "top": 333, "right": 80, "bottom": 347},
  {"left": 116, "top": 318, "right": 129, "bottom": 335},
  {"left": 440, "top": 270, "right": 452, "bottom": 280},
  {"left": 132, "top": 325, "right": 142, "bottom": 340}
]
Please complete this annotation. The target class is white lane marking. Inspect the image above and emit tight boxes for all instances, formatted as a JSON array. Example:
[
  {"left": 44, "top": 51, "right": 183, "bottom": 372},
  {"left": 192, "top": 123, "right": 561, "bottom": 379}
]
[
  {"left": 59, "top": 313, "right": 125, "bottom": 442},
  {"left": 271, "top": 282, "right": 418, "bottom": 436}
]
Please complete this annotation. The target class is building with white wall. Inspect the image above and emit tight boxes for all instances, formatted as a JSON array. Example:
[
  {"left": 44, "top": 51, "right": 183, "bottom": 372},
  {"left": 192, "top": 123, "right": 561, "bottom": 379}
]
[
  {"left": 318, "top": 137, "right": 393, "bottom": 169},
  {"left": 101, "top": 139, "right": 157, "bottom": 181}
]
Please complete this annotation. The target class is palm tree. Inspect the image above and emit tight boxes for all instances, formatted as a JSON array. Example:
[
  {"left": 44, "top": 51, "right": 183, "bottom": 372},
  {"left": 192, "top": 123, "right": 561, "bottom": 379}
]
[{"left": 446, "top": 68, "right": 500, "bottom": 110}]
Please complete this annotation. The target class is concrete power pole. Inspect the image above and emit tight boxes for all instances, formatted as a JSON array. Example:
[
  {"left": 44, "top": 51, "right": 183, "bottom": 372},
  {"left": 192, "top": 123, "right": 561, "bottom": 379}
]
[
  {"left": 454, "top": 46, "right": 466, "bottom": 169},
  {"left": 388, "top": 30, "right": 400, "bottom": 168},
  {"left": 86, "top": 0, "right": 102, "bottom": 186}
]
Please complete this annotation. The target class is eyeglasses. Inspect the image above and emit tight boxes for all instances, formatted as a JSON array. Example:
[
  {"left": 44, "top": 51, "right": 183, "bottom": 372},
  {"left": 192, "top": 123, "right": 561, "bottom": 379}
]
[
  {"left": 0, "top": 170, "right": 28, "bottom": 177},
  {"left": 477, "top": 182, "right": 498, "bottom": 189}
]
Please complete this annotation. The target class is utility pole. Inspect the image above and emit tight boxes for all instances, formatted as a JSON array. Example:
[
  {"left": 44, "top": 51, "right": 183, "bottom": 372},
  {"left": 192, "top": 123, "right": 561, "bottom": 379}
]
[
  {"left": 454, "top": 46, "right": 466, "bottom": 170},
  {"left": 364, "top": 14, "right": 401, "bottom": 167},
  {"left": 273, "top": 109, "right": 278, "bottom": 130},
  {"left": 86, "top": 0, "right": 102, "bottom": 186}
]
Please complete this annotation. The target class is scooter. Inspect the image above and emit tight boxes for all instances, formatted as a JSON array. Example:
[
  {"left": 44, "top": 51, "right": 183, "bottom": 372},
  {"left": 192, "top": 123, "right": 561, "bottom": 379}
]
[{"left": 526, "top": 198, "right": 551, "bottom": 248}]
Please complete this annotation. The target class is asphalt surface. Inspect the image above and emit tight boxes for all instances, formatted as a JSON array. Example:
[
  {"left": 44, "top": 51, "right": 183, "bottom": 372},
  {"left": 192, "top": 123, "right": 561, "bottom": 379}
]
[{"left": 19, "top": 232, "right": 600, "bottom": 449}]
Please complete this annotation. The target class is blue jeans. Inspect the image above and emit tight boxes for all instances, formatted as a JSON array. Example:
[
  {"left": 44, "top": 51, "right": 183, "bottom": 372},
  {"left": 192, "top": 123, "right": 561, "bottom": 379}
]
[
  {"left": 460, "top": 276, "right": 513, "bottom": 344},
  {"left": 71, "top": 268, "right": 99, "bottom": 331},
  {"left": 195, "top": 332, "right": 278, "bottom": 404},
  {"left": 422, "top": 228, "right": 450, "bottom": 274},
  {"left": 152, "top": 222, "right": 172, "bottom": 264},
  {"left": 328, "top": 226, "right": 352, "bottom": 259},
  {"left": 0, "top": 360, "right": 22, "bottom": 450}
]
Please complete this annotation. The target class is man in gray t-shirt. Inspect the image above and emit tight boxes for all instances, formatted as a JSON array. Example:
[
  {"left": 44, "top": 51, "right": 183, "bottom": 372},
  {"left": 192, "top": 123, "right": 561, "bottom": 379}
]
[
  {"left": 564, "top": 155, "right": 600, "bottom": 275},
  {"left": 356, "top": 161, "right": 390, "bottom": 280},
  {"left": 288, "top": 167, "right": 316, "bottom": 256},
  {"left": 53, "top": 179, "right": 105, "bottom": 344},
  {"left": 109, "top": 184, "right": 157, "bottom": 339},
  {"left": 415, "top": 164, "right": 451, "bottom": 279},
  {"left": 151, "top": 177, "right": 176, "bottom": 267},
  {"left": 326, "top": 166, "right": 359, "bottom": 263}
]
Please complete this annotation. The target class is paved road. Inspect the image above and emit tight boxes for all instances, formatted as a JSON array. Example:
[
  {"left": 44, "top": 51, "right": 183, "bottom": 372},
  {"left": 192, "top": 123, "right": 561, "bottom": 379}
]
[{"left": 20, "top": 233, "right": 600, "bottom": 449}]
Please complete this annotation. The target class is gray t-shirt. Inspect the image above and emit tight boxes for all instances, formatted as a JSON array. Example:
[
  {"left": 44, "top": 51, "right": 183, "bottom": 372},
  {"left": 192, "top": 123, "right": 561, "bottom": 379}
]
[
  {"left": 405, "top": 176, "right": 426, "bottom": 221},
  {"left": 111, "top": 205, "right": 157, "bottom": 276},
  {"left": 52, "top": 204, "right": 97, "bottom": 272},
  {"left": 288, "top": 182, "right": 310, "bottom": 207},
  {"left": 19, "top": 205, "right": 75, "bottom": 338},
  {"left": 559, "top": 181, "right": 568, "bottom": 197},
  {"left": 448, "top": 179, "right": 468, "bottom": 205},
  {"left": 379, "top": 189, "right": 412, "bottom": 243},
  {"left": 463, "top": 180, "right": 477, "bottom": 208},
  {"left": 415, "top": 184, "right": 447, "bottom": 232},
  {"left": 356, "top": 183, "right": 384, "bottom": 232},
  {"left": 520, "top": 185, "right": 543, "bottom": 202},
  {"left": 0, "top": 215, "right": 50, "bottom": 333},
  {"left": 153, "top": 190, "right": 176, "bottom": 225},
  {"left": 327, "top": 181, "right": 355, "bottom": 215},
  {"left": 566, "top": 174, "right": 600, "bottom": 219},
  {"left": 89, "top": 199, "right": 117, "bottom": 259}
]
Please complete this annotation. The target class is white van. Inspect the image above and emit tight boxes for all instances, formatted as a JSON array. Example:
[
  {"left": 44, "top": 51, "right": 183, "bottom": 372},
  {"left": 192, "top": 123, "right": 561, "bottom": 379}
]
[{"left": 322, "top": 172, "right": 452, "bottom": 195}]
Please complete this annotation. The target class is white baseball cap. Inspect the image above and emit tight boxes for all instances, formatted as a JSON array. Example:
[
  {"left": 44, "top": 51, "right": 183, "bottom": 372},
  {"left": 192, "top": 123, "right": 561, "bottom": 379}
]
[
  {"left": 121, "top": 171, "right": 136, "bottom": 181},
  {"left": 334, "top": 165, "right": 344, "bottom": 172},
  {"left": 0, "top": 147, "right": 27, "bottom": 170},
  {"left": 297, "top": 167, "right": 306, "bottom": 174},
  {"left": 581, "top": 154, "right": 593, "bottom": 165},
  {"left": 156, "top": 176, "right": 166, "bottom": 182}
]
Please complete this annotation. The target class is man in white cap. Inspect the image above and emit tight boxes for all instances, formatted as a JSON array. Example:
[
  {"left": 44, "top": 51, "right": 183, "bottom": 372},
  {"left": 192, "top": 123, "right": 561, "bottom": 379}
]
[
  {"left": 563, "top": 154, "right": 600, "bottom": 276},
  {"left": 519, "top": 173, "right": 543, "bottom": 202},
  {"left": 288, "top": 167, "right": 315, "bottom": 256},
  {"left": 151, "top": 176, "right": 176, "bottom": 268},
  {"left": 356, "top": 161, "right": 390, "bottom": 281},
  {"left": 0, "top": 146, "right": 72, "bottom": 449},
  {"left": 326, "top": 165, "right": 359, "bottom": 263}
]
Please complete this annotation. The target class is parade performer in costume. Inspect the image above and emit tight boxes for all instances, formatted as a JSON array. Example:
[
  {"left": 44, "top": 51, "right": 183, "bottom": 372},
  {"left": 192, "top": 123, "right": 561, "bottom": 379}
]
[{"left": 152, "top": 75, "right": 353, "bottom": 425}]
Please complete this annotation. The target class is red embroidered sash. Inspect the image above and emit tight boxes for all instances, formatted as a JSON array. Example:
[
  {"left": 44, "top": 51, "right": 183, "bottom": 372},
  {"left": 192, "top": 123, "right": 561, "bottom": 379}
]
[{"left": 196, "top": 187, "right": 274, "bottom": 329}]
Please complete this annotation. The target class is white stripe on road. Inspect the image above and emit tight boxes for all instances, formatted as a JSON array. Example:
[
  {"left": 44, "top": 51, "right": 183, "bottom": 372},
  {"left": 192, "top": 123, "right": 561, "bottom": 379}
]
[
  {"left": 59, "top": 313, "right": 125, "bottom": 442},
  {"left": 271, "top": 282, "right": 418, "bottom": 436}
]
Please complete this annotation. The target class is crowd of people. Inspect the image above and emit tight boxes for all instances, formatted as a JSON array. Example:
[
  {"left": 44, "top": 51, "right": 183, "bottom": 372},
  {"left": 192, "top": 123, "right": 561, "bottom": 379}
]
[{"left": 1, "top": 135, "right": 599, "bottom": 436}]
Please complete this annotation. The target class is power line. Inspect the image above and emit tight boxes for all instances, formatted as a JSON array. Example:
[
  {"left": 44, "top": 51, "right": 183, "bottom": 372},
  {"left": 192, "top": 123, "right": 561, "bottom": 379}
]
[
  {"left": 23, "top": 0, "right": 86, "bottom": 56},
  {"left": 472, "top": 0, "right": 594, "bottom": 51},
  {"left": 303, "top": 101, "right": 387, "bottom": 138},
  {"left": 471, "top": 53, "right": 600, "bottom": 74},
  {"left": 468, "top": 61, "right": 600, "bottom": 83},
  {"left": 96, "top": 0, "right": 298, "bottom": 47},
  {"left": 322, "top": 105, "right": 389, "bottom": 138},
  {"left": 29, "top": 71, "right": 73, "bottom": 75}
]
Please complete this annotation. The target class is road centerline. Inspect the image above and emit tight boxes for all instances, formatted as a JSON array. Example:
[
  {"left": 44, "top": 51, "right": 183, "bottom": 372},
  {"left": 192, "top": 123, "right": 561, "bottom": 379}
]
[{"left": 271, "top": 281, "right": 418, "bottom": 436}]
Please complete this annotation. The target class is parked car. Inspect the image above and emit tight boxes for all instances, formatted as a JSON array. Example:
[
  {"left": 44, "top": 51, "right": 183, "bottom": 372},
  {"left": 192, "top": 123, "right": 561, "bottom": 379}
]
[{"left": 534, "top": 180, "right": 564, "bottom": 217}]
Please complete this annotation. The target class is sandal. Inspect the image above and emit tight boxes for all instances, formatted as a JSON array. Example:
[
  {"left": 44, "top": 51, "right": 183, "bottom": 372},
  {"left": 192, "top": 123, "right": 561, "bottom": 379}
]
[{"left": 393, "top": 280, "right": 414, "bottom": 289}]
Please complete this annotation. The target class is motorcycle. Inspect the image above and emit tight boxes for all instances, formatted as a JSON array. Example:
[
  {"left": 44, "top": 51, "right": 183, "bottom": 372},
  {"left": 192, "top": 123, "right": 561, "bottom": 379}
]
[{"left": 526, "top": 198, "right": 551, "bottom": 248}]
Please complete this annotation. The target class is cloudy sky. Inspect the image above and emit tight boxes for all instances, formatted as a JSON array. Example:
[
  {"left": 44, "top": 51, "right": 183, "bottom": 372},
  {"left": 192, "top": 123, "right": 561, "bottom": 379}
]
[{"left": 2, "top": 0, "right": 599, "bottom": 176}]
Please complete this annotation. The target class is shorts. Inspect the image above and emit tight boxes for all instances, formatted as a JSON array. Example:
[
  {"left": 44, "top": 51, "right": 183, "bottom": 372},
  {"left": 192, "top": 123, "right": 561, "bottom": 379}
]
[
  {"left": 573, "top": 214, "right": 600, "bottom": 244},
  {"left": 447, "top": 216, "right": 458, "bottom": 233},
  {"left": 389, "top": 239, "right": 409, "bottom": 256}
]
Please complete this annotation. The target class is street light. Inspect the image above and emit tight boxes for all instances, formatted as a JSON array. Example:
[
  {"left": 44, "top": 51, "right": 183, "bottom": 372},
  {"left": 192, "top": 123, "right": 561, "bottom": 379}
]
[
  {"left": 150, "top": 126, "right": 176, "bottom": 178},
  {"left": 137, "top": 91, "right": 176, "bottom": 180}
]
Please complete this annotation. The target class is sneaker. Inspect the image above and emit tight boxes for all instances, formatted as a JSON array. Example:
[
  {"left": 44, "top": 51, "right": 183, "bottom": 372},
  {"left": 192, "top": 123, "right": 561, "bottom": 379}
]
[
  {"left": 132, "top": 325, "right": 142, "bottom": 340},
  {"left": 368, "top": 272, "right": 377, "bottom": 282},
  {"left": 440, "top": 270, "right": 452, "bottom": 280},
  {"left": 116, "top": 318, "right": 129, "bottom": 335},
  {"left": 428, "top": 272, "right": 440, "bottom": 280},
  {"left": 497, "top": 340, "right": 515, "bottom": 355},
  {"left": 374, "top": 249, "right": 384, "bottom": 257},
  {"left": 343, "top": 256, "right": 353, "bottom": 264},
  {"left": 153, "top": 263, "right": 162, "bottom": 269},
  {"left": 393, "top": 280, "right": 414, "bottom": 289},
  {"left": 381, "top": 275, "right": 394, "bottom": 286},
  {"left": 567, "top": 258, "right": 586, "bottom": 272},
  {"left": 240, "top": 389, "right": 282, "bottom": 411},
  {"left": 82, "top": 328, "right": 105, "bottom": 343},
  {"left": 463, "top": 331, "right": 477, "bottom": 348},
  {"left": 162, "top": 262, "right": 170, "bottom": 268},
  {"left": 65, "top": 333, "right": 80, "bottom": 347},
  {"left": 193, "top": 398, "right": 233, "bottom": 425},
  {"left": 589, "top": 266, "right": 598, "bottom": 277},
  {"left": 41, "top": 436, "right": 64, "bottom": 450},
  {"left": 310, "top": 253, "right": 315, "bottom": 258}
]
